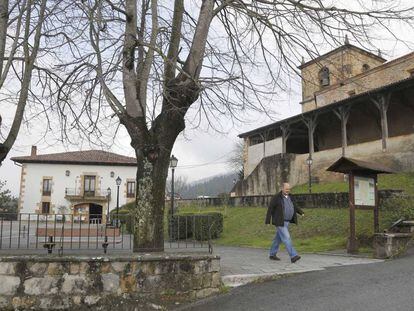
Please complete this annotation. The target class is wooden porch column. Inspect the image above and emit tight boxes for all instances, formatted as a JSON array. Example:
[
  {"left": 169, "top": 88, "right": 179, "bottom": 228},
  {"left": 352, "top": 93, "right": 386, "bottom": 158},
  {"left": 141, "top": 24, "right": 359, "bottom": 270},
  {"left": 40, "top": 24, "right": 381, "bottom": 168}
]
[
  {"left": 371, "top": 93, "right": 391, "bottom": 150},
  {"left": 261, "top": 133, "right": 266, "bottom": 158},
  {"left": 280, "top": 124, "right": 291, "bottom": 156},
  {"left": 334, "top": 106, "right": 351, "bottom": 156},
  {"left": 303, "top": 114, "right": 318, "bottom": 159}
]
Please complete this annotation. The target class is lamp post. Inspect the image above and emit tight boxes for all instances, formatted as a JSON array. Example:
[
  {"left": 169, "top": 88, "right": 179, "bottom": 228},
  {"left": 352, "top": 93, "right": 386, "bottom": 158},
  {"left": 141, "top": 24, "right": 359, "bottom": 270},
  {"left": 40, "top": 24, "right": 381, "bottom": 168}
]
[
  {"left": 115, "top": 176, "right": 122, "bottom": 227},
  {"left": 106, "top": 187, "right": 111, "bottom": 226},
  {"left": 169, "top": 155, "right": 178, "bottom": 217},
  {"left": 306, "top": 157, "right": 313, "bottom": 194}
]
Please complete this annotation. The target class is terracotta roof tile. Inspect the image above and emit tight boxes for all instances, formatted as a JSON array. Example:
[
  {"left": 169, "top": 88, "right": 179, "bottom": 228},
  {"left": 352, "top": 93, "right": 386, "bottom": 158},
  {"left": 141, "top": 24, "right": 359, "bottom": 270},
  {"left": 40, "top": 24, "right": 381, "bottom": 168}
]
[{"left": 11, "top": 150, "right": 137, "bottom": 166}]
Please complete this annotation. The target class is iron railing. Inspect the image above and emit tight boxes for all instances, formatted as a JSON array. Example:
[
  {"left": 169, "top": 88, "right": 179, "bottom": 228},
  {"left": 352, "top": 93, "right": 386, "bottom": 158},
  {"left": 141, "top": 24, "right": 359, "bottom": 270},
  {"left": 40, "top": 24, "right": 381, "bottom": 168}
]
[
  {"left": 0, "top": 213, "right": 215, "bottom": 255},
  {"left": 64, "top": 188, "right": 111, "bottom": 197}
]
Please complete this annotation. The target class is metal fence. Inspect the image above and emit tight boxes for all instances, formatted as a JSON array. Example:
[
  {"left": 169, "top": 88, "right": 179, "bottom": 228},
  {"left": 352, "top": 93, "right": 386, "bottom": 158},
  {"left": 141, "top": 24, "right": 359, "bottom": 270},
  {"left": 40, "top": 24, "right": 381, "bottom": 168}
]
[{"left": 0, "top": 213, "right": 215, "bottom": 255}]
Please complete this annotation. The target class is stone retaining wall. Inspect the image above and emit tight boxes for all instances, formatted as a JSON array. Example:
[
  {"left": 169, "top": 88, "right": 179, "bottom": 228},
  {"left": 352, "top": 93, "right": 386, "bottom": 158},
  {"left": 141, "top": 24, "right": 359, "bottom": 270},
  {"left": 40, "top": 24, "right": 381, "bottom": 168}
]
[
  {"left": 177, "top": 190, "right": 403, "bottom": 209},
  {"left": 0, "top": 253, "right": 221, "bottom": 310}
]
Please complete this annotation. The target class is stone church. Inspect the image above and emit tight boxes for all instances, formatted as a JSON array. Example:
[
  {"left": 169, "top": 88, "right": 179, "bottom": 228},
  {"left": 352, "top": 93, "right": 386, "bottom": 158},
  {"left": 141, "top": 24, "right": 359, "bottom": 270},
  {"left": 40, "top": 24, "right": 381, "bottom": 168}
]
[{"left": 234, "top": 43, "right": 414, "bottom": 196}]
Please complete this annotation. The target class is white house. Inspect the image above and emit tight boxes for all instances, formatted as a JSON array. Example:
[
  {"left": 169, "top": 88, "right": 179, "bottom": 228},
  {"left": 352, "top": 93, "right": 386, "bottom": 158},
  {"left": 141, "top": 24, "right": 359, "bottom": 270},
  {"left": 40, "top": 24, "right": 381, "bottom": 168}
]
[{"left": 11, "top": 146, "right": 137, "bottom": 223}]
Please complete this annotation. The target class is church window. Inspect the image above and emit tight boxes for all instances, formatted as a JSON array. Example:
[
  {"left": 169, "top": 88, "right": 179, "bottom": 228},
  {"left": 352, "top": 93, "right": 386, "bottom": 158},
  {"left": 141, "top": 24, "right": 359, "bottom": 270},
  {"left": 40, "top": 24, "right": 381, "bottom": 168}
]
[{"left": 319, "top": 67, "right": 330, "bottom": 86}]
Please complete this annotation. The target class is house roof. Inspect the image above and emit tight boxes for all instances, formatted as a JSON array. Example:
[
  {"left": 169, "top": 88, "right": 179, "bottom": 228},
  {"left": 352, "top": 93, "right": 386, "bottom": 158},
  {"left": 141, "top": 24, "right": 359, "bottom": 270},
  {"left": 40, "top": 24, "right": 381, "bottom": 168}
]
[
  {"left": 326, "top": 157, "right": 394, "bottom": 175},
  {"left": 298, "top": 44, "right": 386, "bottom": 70},
  {"left": 238, "top": 75, "right": 414, "bottom": 138},
  {"left": 11, "top": 150, "right": 137, "bottom": 166}
]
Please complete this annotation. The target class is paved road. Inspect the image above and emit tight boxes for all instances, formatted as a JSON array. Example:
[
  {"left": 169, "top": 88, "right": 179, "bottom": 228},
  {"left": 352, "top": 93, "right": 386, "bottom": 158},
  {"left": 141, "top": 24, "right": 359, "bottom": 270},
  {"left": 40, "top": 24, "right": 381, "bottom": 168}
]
[{"left": 178, "top": 248, "right": 414, "bottom": 311}]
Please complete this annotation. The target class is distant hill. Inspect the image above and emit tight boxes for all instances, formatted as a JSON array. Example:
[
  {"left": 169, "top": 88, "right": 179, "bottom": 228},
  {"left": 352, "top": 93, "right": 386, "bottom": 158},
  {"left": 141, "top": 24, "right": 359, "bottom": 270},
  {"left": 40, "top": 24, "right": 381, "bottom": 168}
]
[{"left": 180, "top": 173, "right": 238, "bottom": 199}]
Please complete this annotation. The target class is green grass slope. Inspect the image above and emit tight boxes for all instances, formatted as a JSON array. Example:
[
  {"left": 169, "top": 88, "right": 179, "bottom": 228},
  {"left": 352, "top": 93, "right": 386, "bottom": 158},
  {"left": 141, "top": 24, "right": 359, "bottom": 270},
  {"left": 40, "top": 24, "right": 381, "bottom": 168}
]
[{"left": 177, "top": 206, "right": 390, "bottom": 253}]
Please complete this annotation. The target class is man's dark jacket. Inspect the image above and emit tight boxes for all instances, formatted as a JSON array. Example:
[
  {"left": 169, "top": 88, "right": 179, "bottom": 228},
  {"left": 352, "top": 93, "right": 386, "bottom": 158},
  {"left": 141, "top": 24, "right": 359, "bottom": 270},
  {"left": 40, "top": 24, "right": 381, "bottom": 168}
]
[{"left": 265, "top": 192, "right": 304, "bottom": 227}]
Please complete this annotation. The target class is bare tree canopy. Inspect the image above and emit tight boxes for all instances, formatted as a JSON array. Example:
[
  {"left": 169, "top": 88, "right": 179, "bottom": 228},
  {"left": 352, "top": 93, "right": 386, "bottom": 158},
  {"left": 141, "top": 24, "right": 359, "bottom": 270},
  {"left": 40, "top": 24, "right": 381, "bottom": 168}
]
[
  {"left": 0, "top": 0, "right": 67, "bottom": 164},
  {"left": 54, "top": 0, "right": 414, "bottom": 251},
  {"left": 3, "top": 0, "right": 414, "bottom": 250},
  {"left": 166, "top": 175, "right": 188, "bottom": 198}
]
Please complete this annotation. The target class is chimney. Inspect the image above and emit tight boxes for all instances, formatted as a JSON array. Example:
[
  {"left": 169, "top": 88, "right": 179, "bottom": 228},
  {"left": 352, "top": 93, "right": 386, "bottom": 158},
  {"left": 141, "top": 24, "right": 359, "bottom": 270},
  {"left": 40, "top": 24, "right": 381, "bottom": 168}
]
[{"left": 31, "top": 146, "right": 37, "bottom": 156}]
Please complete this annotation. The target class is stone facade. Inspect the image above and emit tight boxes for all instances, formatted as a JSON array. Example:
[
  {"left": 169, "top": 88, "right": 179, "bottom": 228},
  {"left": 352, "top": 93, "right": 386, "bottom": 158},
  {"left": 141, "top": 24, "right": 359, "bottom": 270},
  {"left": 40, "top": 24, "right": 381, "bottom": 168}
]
[
  {"left": 0, "top": 254, "right": 221, "bottom": 310},
  {"left": 314, "top": 52, "right": 414, "bottom": 109},
  {"left": 300, "top": 44, "right": 385, "bottom": 112}
]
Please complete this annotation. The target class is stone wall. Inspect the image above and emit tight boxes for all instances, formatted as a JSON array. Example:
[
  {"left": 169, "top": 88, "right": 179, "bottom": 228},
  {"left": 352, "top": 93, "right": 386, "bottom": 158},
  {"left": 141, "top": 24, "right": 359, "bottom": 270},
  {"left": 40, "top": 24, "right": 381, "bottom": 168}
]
[
  {"left": 301, "top": 46, "right": 385, "bottom": 112},
  {"left": 233, "top": 153, "right": 293, "bottom": 196},
  {"left": 245, "top": 137, "right": 283, "bottom": 177},
  {"left": 238, "top": 134, "right": 414, "bottom": 196},
  {"left": 177, "top": 190, "right": 402, "bottom": 209},
  {"left": 315, "top": 52, "right": 414, "bottom": 108},
  {"left": 0, "top": 254, "right": 221, "bottom": 310}
]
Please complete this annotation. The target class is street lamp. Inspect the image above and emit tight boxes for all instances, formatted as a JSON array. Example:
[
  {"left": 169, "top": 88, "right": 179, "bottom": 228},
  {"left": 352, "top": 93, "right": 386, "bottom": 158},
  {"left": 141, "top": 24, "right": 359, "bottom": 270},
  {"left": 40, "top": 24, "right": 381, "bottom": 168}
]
[
  {"left": 169, "top": 155, "right": 178, "bottom": 217},
  {"left": 116, "top": 176, "right": 122, "bottom": 227},
  {"left": 106, "top": 187, "right": 111, "bottom": 226},
  {"left": 306, "top": 157, "right": 313, "bottom": 194}
]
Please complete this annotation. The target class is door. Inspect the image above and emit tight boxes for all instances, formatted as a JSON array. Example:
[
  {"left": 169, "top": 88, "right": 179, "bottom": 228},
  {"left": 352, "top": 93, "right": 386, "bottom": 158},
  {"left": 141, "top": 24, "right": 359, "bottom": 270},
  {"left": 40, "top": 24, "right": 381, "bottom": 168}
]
[{"left": 89, "top": 203, "right": 103, "bottom": 224}]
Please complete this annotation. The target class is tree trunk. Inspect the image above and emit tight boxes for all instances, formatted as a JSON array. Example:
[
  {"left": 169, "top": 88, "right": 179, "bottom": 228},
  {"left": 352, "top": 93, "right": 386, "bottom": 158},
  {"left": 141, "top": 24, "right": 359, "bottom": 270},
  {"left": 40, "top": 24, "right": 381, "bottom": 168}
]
[
  {"left": 132, "top": 152, "right": 168, "bottom": 252},
  {"left": 126, "top": 78, "right": 199, "bottom": 252}
]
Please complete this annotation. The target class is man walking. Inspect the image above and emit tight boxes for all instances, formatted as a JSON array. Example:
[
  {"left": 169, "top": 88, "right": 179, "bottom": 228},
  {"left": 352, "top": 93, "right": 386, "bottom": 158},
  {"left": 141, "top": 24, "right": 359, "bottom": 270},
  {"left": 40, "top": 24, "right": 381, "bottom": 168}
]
[{"left": 265, "top": 183, "right": 304, "bottom": 263}]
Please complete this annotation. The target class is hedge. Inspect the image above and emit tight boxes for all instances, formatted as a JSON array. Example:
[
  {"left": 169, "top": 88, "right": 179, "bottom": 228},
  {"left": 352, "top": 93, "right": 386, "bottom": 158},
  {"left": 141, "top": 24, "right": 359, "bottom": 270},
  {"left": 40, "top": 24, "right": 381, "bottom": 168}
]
[
  {"left": 108, "top": 209, "right": 224, "bottom": 241},
  {"left": 109, "top": 209, "right": 134, "bottom": 233},
  {"left": 168, "top": 212, "right": 223, "bottom": 241},
  {"left": 167, "top": 214, "right": 194, "bottom": 240}
]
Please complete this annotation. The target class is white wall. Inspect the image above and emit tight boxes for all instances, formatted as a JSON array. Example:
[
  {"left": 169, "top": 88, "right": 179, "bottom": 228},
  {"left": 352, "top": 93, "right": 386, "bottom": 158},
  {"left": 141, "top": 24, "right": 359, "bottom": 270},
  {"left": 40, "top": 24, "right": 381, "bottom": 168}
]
[
  {"left": 247, "top": 143, "right": 264, "bottom": 176},
  {"left": 20, "top": 163, "right": 137, "bottom": 214},
  {"left": 265, "top": 137, "right": 283, "bottom": 157},
  {"left": 246, "top": 137, "right": 283, "bottom": 176}
]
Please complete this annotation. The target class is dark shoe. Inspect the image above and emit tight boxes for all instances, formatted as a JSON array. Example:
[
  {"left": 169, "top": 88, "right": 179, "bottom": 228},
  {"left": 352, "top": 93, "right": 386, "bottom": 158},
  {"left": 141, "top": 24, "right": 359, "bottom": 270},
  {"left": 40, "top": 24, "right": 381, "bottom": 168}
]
[
  {"left": 269, "top": 255, "right": 280, "bottom": 261},
  {"left": 291, "top": 255, "right": 301, "bottom": 263}
]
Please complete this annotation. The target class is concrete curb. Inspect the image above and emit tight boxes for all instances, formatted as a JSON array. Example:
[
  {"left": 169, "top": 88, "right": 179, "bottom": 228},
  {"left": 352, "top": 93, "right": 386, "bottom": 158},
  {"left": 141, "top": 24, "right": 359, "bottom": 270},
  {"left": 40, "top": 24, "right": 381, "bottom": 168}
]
[{"left": 222, "top": 268, "right": 325, "bottom": 287}]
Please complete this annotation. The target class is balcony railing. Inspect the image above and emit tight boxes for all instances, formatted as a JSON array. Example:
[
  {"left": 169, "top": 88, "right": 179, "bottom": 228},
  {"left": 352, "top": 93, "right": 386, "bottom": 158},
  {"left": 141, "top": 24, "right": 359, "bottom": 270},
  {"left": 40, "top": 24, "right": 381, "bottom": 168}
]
[
  {"left": 65, "top": 188, "right": 111, "bottom": 198},
  {"left": 42, "top": 190, "right": 51, "bottom": 196}
]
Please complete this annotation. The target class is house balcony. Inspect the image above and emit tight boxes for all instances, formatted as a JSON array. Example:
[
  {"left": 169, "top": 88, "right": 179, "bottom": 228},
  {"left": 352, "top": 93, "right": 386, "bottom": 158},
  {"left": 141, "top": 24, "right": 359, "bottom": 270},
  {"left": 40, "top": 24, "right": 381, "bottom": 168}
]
[{"left": 65, "top": 188, "right": 110, "bottom": 202}]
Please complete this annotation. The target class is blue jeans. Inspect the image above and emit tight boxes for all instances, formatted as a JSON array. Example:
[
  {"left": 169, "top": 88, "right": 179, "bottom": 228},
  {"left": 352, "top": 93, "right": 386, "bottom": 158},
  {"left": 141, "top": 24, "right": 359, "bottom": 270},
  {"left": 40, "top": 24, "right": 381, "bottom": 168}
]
[{"left": 269, "top": 221, "right": 298, "bottom": 258}]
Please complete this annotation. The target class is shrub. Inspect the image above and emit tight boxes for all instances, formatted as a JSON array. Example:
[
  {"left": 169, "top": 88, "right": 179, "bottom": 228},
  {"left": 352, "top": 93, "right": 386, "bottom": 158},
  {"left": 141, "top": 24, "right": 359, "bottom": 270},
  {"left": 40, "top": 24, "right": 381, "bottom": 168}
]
[
  {"left": 381, "top": 196, "right": 414, "bottom": 227},
  {"left": 109, "top": 209, "right": 134, "bottom": 233},
  {"left": 193, "top": 212, "right": 223, "bottom": 240},
  {"left": 167, "top": 214, "right": 194, "bottom": 240}
]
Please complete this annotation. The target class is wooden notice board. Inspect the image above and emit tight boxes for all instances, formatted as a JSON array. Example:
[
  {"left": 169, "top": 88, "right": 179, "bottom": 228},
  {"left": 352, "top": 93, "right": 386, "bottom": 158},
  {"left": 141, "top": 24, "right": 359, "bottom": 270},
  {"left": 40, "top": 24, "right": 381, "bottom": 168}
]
[{"left": 327, "top": 157, "right": 393, "bottom": 254}]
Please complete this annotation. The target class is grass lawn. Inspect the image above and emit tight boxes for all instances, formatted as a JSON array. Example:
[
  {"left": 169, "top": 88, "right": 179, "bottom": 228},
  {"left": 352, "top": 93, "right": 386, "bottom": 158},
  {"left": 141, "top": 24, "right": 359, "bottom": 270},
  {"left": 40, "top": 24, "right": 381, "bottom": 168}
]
[
  {"left": 119, "top": 172, "right": 414, "bottom": 253},
  {"left": 177, "top": 206, "right": 392, "bottom": 253},
  {"left": 291, "top": 172, "right": 414, "bottom": 195}
]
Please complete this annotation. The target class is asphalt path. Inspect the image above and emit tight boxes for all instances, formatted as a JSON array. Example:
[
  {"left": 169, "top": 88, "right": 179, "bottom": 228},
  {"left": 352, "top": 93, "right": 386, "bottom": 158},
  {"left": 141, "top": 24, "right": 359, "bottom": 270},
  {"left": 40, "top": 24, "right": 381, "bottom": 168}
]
[{"left": 178, "top": 248, "right": 414, "bottom": 311}]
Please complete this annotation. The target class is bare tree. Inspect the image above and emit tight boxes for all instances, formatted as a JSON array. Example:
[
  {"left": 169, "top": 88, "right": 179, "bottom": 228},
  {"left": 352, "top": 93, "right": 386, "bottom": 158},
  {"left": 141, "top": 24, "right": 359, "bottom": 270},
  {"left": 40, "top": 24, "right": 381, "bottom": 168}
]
[
  {"left": 166, "top": 175, "right": 188, "bottom": 199},
  {"left": 228, "top": 140, "right": 244, "bottom": 180},
  {"left": 0, "top": 0, "right": 55, "bottom": 164},
  {"left": 54, "top": 0, "right": 414, "bottom": 251}
]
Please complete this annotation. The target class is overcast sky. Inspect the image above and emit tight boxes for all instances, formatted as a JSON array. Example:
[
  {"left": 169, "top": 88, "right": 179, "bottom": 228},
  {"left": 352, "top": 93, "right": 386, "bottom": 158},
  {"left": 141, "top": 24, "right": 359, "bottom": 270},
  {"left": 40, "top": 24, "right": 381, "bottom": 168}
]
[
  {"left": 1, "top": 1, "right": 413, "bottom": 197},
  {"left": 0, "top": 87, "right": 302, "bottom": 196},
  {"left": 1, "top": 42, "right": 412, "bottom": 196}
]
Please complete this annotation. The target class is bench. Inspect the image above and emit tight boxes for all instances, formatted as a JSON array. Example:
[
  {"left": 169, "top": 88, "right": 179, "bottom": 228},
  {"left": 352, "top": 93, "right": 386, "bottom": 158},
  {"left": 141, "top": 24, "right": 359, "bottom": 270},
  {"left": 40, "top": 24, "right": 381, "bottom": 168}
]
[{"left": 36, "top": 226, "right": 120, "bottom": 239}]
